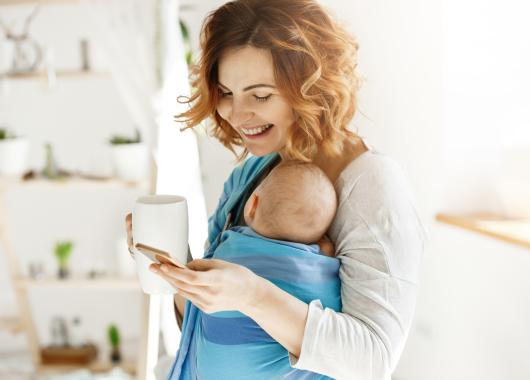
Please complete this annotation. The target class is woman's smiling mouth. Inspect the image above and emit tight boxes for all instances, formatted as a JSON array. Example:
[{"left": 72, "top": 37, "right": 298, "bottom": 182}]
[{"left": 240, "top": 124, "right": 274, "bottom": 138}]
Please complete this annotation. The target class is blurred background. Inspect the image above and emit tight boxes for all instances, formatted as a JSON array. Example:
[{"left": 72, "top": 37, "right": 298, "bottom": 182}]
[{"left": 0, "top": 0, "right": 529, "bottom": 379}]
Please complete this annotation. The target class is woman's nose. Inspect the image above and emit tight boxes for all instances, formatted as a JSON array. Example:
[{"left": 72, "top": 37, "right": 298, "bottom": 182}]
[{"left": 228, "top": 99, "right": 253, "bottom": 126}]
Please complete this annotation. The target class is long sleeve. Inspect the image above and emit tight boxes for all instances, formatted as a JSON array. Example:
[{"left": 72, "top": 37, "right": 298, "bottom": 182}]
[{"left": 288, "top": 152, "right": 426, "bottom": 379}]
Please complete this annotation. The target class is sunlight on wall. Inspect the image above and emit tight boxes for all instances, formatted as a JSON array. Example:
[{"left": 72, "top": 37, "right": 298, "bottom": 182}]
[{"left": 441, "top": 0, "right": 530, "bottom": 216}]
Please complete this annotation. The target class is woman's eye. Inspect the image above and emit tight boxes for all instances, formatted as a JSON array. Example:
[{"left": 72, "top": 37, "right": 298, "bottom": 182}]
[
  {"left": 217, "top": 89, "right": 271, "bottom": 102},
  {"left": 254, "top": 94, "right": 272, "bottom": 102}
]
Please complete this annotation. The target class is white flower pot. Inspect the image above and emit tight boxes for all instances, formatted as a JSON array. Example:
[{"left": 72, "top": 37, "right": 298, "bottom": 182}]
[
  {"left": 110, "top": 143, "right": 149, "bottom": 182},
  {"left": 0, "top": 138, "right": 30, "bottom": 178}
]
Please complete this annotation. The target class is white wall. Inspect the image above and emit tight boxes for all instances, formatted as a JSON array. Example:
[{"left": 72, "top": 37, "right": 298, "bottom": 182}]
[{"left": 442, "top": 0, "right": 530, "bottom": 218}]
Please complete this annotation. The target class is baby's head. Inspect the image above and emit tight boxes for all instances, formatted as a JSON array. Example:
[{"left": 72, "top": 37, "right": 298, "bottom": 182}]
[{"left": 243, "top": 162, "right": 337, "bottom": 244}]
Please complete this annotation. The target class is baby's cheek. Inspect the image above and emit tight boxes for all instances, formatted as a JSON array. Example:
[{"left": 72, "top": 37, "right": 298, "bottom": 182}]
[
  {"left": 248, "top": 217, "right": 273, "bottom": 238},
  {"left": 243, "top": 202, "right": 252, "bottom": 226}
]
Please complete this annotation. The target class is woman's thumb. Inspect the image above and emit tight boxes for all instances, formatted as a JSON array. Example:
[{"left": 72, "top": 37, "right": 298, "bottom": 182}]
[{"left": 186, "top": 259, "right": 213, "bottom": 271}]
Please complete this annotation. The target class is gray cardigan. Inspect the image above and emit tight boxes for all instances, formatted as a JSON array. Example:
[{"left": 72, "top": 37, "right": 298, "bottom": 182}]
[{"left": 287, "top": 149, "right": 426, "bottom": 379}]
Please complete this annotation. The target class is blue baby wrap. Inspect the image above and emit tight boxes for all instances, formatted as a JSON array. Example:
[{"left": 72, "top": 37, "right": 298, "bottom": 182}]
[{"left": 167, "top": 154, "right": 342, "bottom": 380}]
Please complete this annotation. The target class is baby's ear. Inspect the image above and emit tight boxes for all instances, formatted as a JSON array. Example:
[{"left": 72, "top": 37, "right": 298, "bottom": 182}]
[{"left": 249, "top": 194, "right": 259, "bottom": 219}]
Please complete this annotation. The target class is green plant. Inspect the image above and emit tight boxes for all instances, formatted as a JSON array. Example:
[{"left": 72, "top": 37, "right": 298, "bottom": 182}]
[
  {"left": 0, "top": 128, "right": 16, "bottom": 140},
  {"left": 180, "top": 19, "right": 193, "bottom": 66},
  {"left": 109, "top": 128, "right": 141, "bottom": 145},
  {"left": 54, "top": 241, "right": 73, "bottom": 269},
  {"left": 108, "top": 324, "right": 120, "bottom": 348}
]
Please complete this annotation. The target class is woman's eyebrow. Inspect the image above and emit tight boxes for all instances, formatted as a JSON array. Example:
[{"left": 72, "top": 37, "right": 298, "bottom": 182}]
[{"left": 218, "top": 82, "right": 276, "bottom": 92}]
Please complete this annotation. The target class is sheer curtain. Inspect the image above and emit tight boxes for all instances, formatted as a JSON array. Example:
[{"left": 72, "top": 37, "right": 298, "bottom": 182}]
[
  {"left": 82, "top": 0, "right": 208, "bottom": 374},
  {"left": 151, "top": 0, "right": 209, "bottom": 361}
]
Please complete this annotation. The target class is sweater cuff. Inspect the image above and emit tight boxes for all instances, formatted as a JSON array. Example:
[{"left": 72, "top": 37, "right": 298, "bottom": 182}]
[{"left": 288, "top": 299, "right": 325, "bottom": 368}]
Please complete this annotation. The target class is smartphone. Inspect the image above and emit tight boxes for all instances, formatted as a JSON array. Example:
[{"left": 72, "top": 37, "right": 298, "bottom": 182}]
[{"left": 134, "top": 242, "right": 187, "bottom": 269}]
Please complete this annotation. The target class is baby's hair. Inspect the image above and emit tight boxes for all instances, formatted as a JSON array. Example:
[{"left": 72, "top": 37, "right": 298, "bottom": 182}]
[{"left": 256, "top": 161, "right": 337, "bottom": 244}]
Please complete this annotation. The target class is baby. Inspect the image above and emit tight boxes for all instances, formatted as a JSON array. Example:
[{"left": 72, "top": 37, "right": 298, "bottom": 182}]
[{"left": 243, "top": 161, "right": 337, "bottom": 257}]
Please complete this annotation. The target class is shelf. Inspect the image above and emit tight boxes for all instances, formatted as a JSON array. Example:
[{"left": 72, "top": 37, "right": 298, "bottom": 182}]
[
  {"left": 0, "top": 0, "right": 78, "bottom": 5},
  {"left": 0, "top": 316, "right": 25, "bottom": 334},
  {"left": 436, "top": 212, "right": 530, "bottom": 250},
  {"left": 15, "top": 276, "right": 141, "bottom": 290},
  {"left": 0, "top": 176, "right": 150, "bottom": 190},
  {"left": 0, "top": 69, "right": 108, "bottom": 81},
  {"left": 37, "top": 358, "right": 137, "bottom": 375}
]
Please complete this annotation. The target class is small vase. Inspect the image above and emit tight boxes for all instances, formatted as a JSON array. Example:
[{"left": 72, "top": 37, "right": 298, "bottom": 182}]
[
  {"left": 58, "top": 267, "right": 69, "bottom": 279},
  {"left": 110, "top": 346, "right": 121, "bottom": 364}
]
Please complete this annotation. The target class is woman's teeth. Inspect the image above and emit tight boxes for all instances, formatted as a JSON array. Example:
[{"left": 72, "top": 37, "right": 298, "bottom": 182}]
[{"left": 241, "top": 124, "right": 273, "bottom": 135}]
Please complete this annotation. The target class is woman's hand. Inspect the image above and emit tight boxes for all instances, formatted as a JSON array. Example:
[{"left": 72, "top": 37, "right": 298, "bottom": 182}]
[
  {"left": 150, "top": 259, "right": 264, "bottom": 315},
  {"left": 317, "top": 235, "right": 335, "bottom": 257},
  {"left": 125, "top": 212, "right": 188, "bottom": 323},
  {"left": 125, "top": 213, "right": 134, "bottom": 258}
]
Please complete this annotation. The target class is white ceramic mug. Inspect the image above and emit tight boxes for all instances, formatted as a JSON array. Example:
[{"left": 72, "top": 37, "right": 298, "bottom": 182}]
[{"left": 132, "top": 195, "right": 188, "bottom": 294}]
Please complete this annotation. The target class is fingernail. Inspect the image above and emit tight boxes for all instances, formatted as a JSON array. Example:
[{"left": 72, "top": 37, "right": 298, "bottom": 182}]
[{"left": 150, "top": 266, "right": 158, "bottom": 273}]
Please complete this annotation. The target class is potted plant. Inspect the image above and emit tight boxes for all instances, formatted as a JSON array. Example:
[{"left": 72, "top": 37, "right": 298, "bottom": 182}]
[
  {"left": 108, "top": 128, "right": 149, "bottom": 182},
  {"left": 107, "top": 324, "right": 121, "bottom": 364},
  {"left": 54, "top": 241, "right": 73, "bottom": 279},
  {"left": 0, "top": 127, "right": 30, "bottom": 178}
]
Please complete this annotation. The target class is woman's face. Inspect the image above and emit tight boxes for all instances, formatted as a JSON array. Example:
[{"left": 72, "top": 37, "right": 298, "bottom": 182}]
[{"left": 216, "top": 46, "right": 296, "bottom": 157}]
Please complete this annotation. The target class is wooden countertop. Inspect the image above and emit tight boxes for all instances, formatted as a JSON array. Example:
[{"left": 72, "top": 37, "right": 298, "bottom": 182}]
[{"left": 435, "top": 213, "right": 530, "bottom": 250}]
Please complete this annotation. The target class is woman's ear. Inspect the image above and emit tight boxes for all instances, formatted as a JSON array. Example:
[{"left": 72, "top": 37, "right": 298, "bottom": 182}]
[{"left": 248, "top": 194, "right": 259, "bottom": 219}]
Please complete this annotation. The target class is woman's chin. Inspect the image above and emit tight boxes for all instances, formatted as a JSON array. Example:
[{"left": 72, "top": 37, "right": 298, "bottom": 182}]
[
  {"left": 246, "top": 146, "right": 276, "bottom": 157},
  {"left": 245, "top": 140, "right": 285, "bottom": 157}
]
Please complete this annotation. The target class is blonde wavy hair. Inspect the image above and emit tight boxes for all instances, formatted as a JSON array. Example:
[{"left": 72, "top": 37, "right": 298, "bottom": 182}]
[{"left": 176, "top": 0, "right": 362, "bottom": 163}]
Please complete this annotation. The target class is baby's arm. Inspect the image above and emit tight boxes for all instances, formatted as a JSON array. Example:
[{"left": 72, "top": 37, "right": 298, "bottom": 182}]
[{"left": 317, "top": 235, "right": 335, "bottom": 257}]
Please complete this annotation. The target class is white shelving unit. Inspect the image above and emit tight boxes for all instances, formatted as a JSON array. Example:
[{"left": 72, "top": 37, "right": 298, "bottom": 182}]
[
  {"left": 0, "top": 0, "right": 79, "bottom": 6},
  {"left": 0, "top": 2, "right": 165, "bottom": 376},
  {"left": 16, "top": 276, "right": 140, "bottom": 290},
  {"left": 0, "top": 176, "right": 155, "bottom": 377}
]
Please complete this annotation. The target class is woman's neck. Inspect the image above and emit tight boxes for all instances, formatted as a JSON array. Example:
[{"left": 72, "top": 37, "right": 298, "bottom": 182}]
[
  {"left": 311, "top": 137, "right": 367, "bottom": 184},
  {"left": 278, "top": 136, "right": 367, "bottom": 184}
]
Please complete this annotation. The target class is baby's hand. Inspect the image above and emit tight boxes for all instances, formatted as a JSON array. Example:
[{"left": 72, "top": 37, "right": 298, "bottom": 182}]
[{"left": 317, "top": 235, "right": 335, "bottom": 257}]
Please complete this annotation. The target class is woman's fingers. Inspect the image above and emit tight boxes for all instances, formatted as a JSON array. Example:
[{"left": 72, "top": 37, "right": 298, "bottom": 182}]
[
  {"left": 125, "top": 213, "right": 134, "bottom": 257},
  {"left": 158, "top": 264, "right": 218, "bottom": 286},
  {"left": 186, "top": 259, "right": 216, "bottom": 271},
  {"left": 152, "top": 265, "right": 213, "bottom": 300},
  {"left": 168, "top": 274, "right": 213, "bottom": 296},
  {"left": 177, "top": 288, "right": 208, "bottom": 311}
]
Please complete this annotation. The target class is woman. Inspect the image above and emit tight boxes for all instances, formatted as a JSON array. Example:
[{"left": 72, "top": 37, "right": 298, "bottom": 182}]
[{"left": 126, "top": 0, "right": 425, "bottom": 379}]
